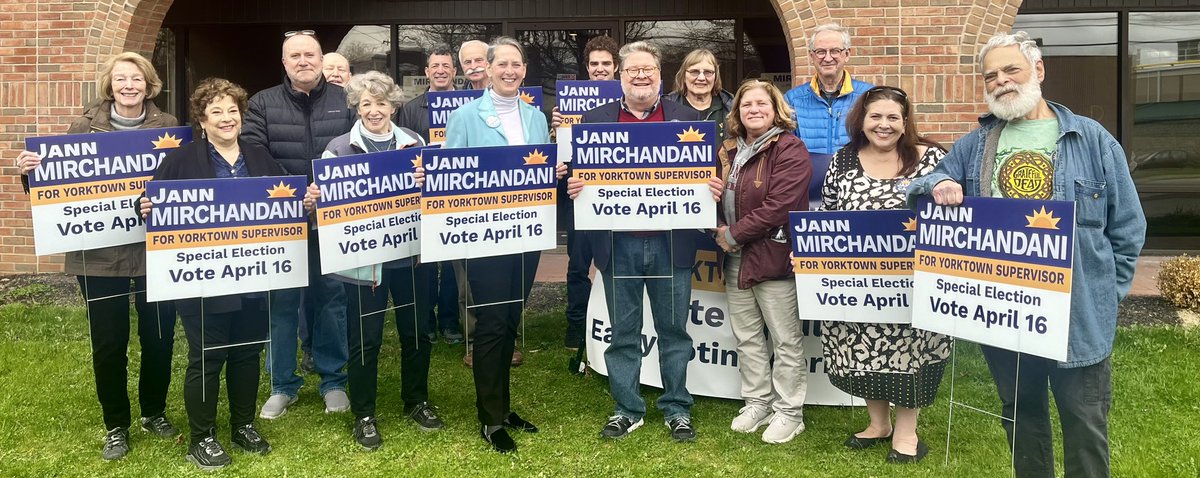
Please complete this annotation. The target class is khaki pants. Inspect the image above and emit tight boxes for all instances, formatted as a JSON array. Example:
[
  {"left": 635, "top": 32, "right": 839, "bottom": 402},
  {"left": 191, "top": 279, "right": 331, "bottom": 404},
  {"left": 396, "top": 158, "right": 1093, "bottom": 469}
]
[{"left": 724, "top": 255, "right": 807, "bottom": 418}]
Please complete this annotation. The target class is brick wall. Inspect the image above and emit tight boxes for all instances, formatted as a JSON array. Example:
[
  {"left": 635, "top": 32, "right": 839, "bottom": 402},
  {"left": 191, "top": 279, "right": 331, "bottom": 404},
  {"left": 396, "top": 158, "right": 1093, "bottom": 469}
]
[{"left": 0, "top": 0, "right": 1020, "bottom": 275}]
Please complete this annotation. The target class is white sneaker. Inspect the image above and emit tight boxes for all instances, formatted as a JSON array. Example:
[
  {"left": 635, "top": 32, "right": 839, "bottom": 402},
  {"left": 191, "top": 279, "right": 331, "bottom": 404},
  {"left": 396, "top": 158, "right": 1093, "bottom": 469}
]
[
  {"left": 730, "top": 405, "right": 774, "bottom": 433},
  {"left": 324, "top": 390, "right": 350, "bottom": 413},
  {"left": 259, "top": 394, "right": 297, "bottom": 419},
  {"left": 761, "top": 414, "right": 805, "bottom": 444}
]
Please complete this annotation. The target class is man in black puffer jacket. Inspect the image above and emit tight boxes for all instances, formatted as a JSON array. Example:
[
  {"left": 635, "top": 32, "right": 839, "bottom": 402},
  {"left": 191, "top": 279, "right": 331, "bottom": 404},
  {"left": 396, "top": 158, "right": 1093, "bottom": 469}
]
[{"left": 242, "top": 30, "right": 356, "bottom": 421}]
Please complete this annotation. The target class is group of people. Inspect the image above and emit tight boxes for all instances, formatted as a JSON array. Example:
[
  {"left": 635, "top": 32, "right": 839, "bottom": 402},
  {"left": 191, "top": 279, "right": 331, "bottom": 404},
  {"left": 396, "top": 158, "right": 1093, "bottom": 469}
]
[{"left": 15, "top": 20, "right": 1143, "bottom": 478}]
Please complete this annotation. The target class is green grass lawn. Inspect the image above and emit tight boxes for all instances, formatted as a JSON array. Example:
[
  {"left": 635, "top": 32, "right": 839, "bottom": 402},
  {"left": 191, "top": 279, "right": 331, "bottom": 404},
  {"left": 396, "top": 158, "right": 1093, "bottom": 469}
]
[{"left": 0, "top": 301, "right": 1197, "bottom": 477}]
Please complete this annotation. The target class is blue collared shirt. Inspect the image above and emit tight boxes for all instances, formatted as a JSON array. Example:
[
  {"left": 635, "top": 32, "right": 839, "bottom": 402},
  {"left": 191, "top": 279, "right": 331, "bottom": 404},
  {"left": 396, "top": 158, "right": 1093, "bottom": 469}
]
[{"left": 208, "top": 142, "right": 247, "bottom": 178}]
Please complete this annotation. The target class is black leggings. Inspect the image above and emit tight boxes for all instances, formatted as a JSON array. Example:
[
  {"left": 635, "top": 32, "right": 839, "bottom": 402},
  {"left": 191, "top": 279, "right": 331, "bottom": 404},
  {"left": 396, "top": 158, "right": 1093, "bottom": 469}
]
[{"left": 181, "top": 298, "right": 268, "bottom": 443}]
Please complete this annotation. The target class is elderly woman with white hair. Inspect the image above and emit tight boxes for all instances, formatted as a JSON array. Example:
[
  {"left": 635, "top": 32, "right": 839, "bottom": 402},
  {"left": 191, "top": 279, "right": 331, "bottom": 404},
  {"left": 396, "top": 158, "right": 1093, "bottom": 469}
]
[{"left": 304, "top": 71, "right": 437, "bottom": 451}]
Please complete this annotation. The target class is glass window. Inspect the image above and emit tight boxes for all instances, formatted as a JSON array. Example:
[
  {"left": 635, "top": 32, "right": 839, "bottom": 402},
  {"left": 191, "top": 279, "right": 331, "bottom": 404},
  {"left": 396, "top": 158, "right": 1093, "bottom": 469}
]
[
  {"left": 1011, "top": 13, "right": 1118, "bottom": 136},
  {"left": 625, "top": 20, "right": 737, "bottom": 97},
  {"left": 395, "top": 24, "right": 502, "bottom": 102},
  {"left": 1130, "top": 12, "right": 1200, "bottom": 247},
  {"left": 743, "top": 17, "right": 791, "bottom": 92},
  {"left": 514, "top": 28, "right": 614, "bottom": 114},
  {"left": 152, "top": 28, "right": 178, "bottom": 117},
  {"left": 331, "top": 25, "right": 391, "bottom": 79}
]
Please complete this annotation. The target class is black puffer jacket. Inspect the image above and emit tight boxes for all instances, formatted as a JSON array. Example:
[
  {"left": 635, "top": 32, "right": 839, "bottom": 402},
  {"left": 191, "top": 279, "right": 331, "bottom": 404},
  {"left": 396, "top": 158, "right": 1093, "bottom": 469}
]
[{"left": 241, "top": 75, "right": 354, "bottom": 179}]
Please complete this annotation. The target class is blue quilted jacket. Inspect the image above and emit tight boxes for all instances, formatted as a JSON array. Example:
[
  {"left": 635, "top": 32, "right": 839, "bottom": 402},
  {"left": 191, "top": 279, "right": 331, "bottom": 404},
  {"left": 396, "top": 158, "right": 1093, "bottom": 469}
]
[{"left": 783, "top": 72, "right": 872, "bottom": 154}]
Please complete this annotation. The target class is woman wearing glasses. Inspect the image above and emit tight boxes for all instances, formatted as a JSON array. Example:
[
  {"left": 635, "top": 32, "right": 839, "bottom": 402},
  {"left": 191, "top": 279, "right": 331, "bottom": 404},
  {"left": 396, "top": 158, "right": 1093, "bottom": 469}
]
[
  {"left": 665, "top": 49, "right": 734, "bottom": 141},
  {"left": 820, "top": 86, "right": 950, "bottom": 463}
]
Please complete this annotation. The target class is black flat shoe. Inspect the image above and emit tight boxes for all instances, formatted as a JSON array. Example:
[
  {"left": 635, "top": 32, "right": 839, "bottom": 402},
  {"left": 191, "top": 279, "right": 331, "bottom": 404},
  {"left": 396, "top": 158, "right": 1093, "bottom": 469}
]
[
  {"left": 844, "top": 433, "right": 892, "bottom": 450},
  {"left": 481, "top": 426, "right": 516, "bottom": 453},
  {"left": 886, "top": 440, "right": 929, "bottom": 464},
  {"left": 503, "top": 412, "right": 538, "bottom": 433}
]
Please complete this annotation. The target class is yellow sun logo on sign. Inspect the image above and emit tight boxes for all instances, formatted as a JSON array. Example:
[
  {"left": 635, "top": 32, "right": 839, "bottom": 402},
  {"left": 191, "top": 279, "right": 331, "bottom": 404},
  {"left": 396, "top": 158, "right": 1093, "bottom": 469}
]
[
  {"left": 519, "top": 91, "right": 536, "bottom": 104},
  {"left": 1025, "top": 206, "right": 1061, "bottom": 230},
  {"left": 523, "top": 149, "right": 549, "bottom": 165},
  {"left": 266, "top": 181, "right": 298, "bottom": 198},
  {"left": 902, "top": 217, "right": 917, "bottom": 231},
  {"left": 151, "top": 133, "right": 183, "bottom": 149},
  {"left": 677, "top": 127, "right": 706, "bottom": 142},
  {"left": 411, "top": 154, "right": 423, "bottom": 169}
]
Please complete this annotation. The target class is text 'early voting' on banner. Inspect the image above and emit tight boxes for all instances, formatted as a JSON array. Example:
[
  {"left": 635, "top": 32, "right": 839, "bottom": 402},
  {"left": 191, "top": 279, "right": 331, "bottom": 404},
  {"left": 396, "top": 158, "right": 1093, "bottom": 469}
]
[
  {"left": 571, "top": 121, "right": 717, "bottom": 230},
  {"left": 555, "top": 80, "right": 621, "bottom": 126},
  {"left": 791, "top": 209, "right": 916, "bottom": 323},
  {"left": 25, "top": 127, "right": 192, "bottom": 255},
  {"left": 911, "top": 196, "right": 1075, "bottom": 361},
  {"left": 419, "top": 144, "right": 557, "bottom": 262},
  {"left": 313, "top": 148, "right": 426, "bottom": 274},
  {"left": 427, "top": 87, "right": 543, "bottom": 145},
  {"left": 144, "top": 176, "right": 310, "bottom": 302}
]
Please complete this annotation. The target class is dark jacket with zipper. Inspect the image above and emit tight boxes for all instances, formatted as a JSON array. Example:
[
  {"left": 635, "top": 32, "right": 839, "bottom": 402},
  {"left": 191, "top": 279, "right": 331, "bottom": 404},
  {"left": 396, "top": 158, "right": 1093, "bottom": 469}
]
[
  {"left": 148, "top": 138, "right": 287, "bottom": 315},
  {"left": 21, "top": 99, "right": 178, "bottom": 277},
  {"left": 716, "top": 133, "right": 812, "bottom": 289},
  {"left": 241, "top": 75, "right": 354, "bottom": 179},
  {"left": 664, "top": 89, "right": 735, "bottom": 140}
]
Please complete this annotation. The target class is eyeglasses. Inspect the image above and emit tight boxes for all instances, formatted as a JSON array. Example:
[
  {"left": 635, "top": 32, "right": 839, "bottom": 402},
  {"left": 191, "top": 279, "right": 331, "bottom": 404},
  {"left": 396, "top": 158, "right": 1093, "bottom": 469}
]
[
  {"left": 621, "top": 66, "right": 660, "bottom": 78},
  {"left": 686, "top": 68, "right": 716, "bottom": 79},
  {"left": 284, "top": 30, "right": 316, "bottom": 38},
  {"left": 867, "top": 85, "right": 908, "bottom": 99},
  {"left": 810, "top": 48, "right": 847, "bottom": 58}
]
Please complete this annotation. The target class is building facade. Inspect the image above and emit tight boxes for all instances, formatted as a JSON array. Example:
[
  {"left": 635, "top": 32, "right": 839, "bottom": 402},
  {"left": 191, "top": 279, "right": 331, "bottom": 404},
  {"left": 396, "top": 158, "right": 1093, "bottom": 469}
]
[{"left": 0, "top": 0, "right": 1196, "bottom": 274}]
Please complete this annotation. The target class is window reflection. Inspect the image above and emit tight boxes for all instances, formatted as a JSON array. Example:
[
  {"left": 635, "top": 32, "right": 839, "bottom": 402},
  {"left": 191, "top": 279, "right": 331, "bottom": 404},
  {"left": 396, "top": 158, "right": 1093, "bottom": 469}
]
[
  {"left": 332, "top": 25, "right": 391, "bottom": 78},
  {"left": 395, "top": 24, "right": 502, "bottom": 102},
  {"left": 1011, "top": 13, "right": 1118, "bottom": 136}
]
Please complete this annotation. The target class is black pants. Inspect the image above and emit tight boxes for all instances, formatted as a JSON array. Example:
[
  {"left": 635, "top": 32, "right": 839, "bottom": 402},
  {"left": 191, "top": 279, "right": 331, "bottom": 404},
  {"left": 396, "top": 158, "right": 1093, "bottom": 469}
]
[
  {"left": 346, "top": 264, "right": 434, "bottom": 418},
  {"left": 181, "top": 298, "right": 268, "bottom": 444},
  {"left": 77, "top": 275, "right": 176, "bottom": 431},
  {"left": 565, "top": 228, "right": 593, "bottom": 334},
  {"left": 981, "top": 345, "right": 1113, "bottom": 478},
  {"left": 426, "top": 261, "right": 460, "bottom": 333},
  {"left": 464, "top": 252, "right": 539, "bottom": 425}
]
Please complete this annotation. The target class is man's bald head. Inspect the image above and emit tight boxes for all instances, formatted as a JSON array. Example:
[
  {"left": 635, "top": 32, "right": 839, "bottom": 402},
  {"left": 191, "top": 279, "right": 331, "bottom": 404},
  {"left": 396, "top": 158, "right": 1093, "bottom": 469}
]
[
  {"left": 282, "top": 34, "right": 324, "bottom": 93},
  {"left": 323, "top": 52, "right": 351, "bottom": 87},
  {"left": 459, "top": 40, "right": 490, "bottom": 88}
]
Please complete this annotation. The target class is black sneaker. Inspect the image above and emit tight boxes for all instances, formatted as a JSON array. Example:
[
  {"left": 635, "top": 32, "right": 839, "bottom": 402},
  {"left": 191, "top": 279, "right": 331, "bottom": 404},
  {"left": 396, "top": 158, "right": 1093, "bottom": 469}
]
[
  {"left": 599, "top": 415, "right": 643, "bottom": 439},
  {"left": 353, "top": 416, "right": 383, "bottom": 450},
  {"left": 480, "top": 426, "right": 516, "bottom": 453},
  {"left": 140, "top": 414, "right": 179, "bottom": 439},
  {"left": 407, "top": 402, "right": 445, "bottom": 431},
  {"left": 187, "top": 436, "right": 231, "bottom": 471},
  {"left": 101, "top": 427, "right": 130, "bottom": 461},
  {"left": 231, "top": 423, "right": 271, "bottom": 455},
  {"left": 667, "top": 416, "right": 697, "bottom": 442},
  {"left": 564, "top": 321, "right": 585, "bottom": 350},
  {"left": 502, "top": 411, "right": 538, "bottom": 433}
]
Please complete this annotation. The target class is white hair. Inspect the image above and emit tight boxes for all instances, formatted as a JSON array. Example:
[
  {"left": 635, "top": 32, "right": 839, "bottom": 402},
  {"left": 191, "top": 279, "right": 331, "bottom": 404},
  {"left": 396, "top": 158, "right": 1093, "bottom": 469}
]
[
  {"left": 810, "top": 23, "right": 850, "bottom": 50},
  {"left": 978, "top": 31, "right": 1042, "bottom": 71},
  {"left": 458, "top": 40, "right": 488, "bottom": 60}
]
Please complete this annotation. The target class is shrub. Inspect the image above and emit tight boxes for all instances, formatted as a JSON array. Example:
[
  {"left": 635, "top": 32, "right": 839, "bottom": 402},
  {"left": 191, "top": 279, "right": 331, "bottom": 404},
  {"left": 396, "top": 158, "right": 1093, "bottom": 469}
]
[{"left": 1157, "top": 255, "right": 1200, "bottom": 310}]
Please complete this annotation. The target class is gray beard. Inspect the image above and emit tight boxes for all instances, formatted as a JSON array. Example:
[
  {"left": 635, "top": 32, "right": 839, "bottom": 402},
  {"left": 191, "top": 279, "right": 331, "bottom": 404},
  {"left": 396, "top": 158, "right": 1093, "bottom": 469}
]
[{"left": 986, "top": 79, "right": 1043, "bottom": 121}]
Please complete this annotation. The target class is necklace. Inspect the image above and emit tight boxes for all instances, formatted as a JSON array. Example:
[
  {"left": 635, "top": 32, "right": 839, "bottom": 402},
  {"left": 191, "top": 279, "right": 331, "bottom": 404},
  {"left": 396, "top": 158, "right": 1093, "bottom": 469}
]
[{"left": 365, "top": 138, "right": 396, "bottom": 153}]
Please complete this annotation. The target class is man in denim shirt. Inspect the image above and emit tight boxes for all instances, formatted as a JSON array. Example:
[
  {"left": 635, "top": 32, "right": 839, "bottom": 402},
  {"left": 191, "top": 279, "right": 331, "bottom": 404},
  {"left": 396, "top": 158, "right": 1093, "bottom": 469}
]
[{"left": 907, "top": 32, "right": 1146, "bottom": 478}]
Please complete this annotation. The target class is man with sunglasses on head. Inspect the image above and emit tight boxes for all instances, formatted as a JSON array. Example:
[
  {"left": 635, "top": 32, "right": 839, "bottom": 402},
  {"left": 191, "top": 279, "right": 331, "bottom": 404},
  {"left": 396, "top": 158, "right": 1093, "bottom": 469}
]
[
  {"left": 242, "top": 28, "right": 356, "bottom": 421},
  {"left": 783, "top": 22, "right": 873, "bottom": 154}
]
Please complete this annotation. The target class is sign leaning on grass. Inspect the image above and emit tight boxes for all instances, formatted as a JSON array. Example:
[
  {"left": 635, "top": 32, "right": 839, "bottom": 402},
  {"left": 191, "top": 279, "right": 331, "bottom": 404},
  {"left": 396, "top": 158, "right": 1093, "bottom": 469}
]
[
  {"left": 144, "top": 176, "right": 309, "bottom": 302},
  {"left": 24, "top": 127, "right": 192, "bottom": 255},
  {"left": 419, "top": 144, "right": 557, "bottom": 262},
  {"left": 427, "top": 87, "right": 543, "bottom": 145},
  {"left": 312, "top": 148, "right": 425, "bottom": 274},
  {"left": 911, "top": 196, "right": 1075, "bottom": 361},
  {"left": 571, "top": 121, "right": 717, "bottom": 230},
  {"left": 791, "top": 209, "right": 917, "bottom": 323}
]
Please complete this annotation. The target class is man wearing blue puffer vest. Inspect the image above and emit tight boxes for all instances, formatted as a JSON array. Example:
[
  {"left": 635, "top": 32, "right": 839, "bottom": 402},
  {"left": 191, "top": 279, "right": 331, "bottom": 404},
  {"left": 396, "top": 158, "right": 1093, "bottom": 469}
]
[{"left": 783, "top": 23, "right": 873, "bottom": 155}]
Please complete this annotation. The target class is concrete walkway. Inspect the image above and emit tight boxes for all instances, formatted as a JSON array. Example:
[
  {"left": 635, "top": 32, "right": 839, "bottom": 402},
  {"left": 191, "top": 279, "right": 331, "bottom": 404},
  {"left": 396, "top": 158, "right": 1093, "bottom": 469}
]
[{"left": 535, "top": 247, "right": 1166, "bottom": 296}]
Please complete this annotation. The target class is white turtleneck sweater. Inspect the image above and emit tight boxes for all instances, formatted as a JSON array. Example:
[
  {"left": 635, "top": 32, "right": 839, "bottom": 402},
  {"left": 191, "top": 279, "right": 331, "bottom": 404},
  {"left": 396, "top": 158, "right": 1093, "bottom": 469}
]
[{"left": 490, "top": 89, "right": 526, "bottom": 146}]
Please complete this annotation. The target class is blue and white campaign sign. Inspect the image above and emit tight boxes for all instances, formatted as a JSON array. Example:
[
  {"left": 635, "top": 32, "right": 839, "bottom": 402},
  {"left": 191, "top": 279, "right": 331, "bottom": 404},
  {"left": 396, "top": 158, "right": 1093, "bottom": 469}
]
[
  {"left": 312, "top": 148, "right": 425, "bottom": 274},
  {"left": 555, "top": 80, "right": 621, "bottom": 126},
  {"left": 911, "top": 197, "right": 1075, "bottom": 361},
  {"left": 571, "top": 121, "right": 717, "bottom": 231},
  {"left": 586, "top": 249, "right": 861, "bottom": 406},
  {"left": 426, "top": 87, "right": 544, "bottom": 145},
  {"left": 144, "top": 176, "right": 309, "bottom": 302},
  {"left": 25, "top": 127, "right": 192, "bottom": 255},
  {"left": 419, "top": 144, "right": 557, "bottom": 262},
  {"left": 791, "top": 209, "right": 917, "bottom": 323}
]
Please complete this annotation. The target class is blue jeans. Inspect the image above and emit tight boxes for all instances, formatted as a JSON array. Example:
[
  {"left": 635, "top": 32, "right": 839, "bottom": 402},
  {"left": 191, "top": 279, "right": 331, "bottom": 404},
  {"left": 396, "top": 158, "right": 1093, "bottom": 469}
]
[
  {"left": 266, "top": 272, "right": 348, "bottom": 397},
  {"left": 600, "top": 232, "right": 694, "bottom": 422}
]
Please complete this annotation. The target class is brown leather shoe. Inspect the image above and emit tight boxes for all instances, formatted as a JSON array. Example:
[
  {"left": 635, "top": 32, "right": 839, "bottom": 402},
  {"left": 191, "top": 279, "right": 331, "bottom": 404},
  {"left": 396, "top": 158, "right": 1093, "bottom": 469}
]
[
  {"left": 511, "top": 348, "right": 524, "bottom": 367},
  {"left": 463, "top": 349, "right": 473, "bottom": 368}
]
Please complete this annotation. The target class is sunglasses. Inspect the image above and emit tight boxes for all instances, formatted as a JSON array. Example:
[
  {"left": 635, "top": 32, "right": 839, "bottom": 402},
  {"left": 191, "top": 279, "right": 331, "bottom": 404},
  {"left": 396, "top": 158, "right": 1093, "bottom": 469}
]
[
  {"left": 867, "top": 85, "right": 908, "bottom": 99},
  {"left": 284, "top": 29, "right": 316, "bottom": 39}
]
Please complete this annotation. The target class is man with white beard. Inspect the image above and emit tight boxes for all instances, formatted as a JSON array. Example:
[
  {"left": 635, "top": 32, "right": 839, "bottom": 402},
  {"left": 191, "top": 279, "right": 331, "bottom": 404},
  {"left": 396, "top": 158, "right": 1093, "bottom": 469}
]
[{"left": 906, "top": 31, "right": 1145, "bottom": 478}]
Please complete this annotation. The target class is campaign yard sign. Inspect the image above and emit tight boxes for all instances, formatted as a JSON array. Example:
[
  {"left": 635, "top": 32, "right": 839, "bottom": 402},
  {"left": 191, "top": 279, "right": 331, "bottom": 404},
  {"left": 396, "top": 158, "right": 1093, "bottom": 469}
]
[
  {"left": 911, "top": 196, "right": 1075, "bottom": 361},
  {"left": 25, "top": 127, "right": 192, "bottom": 255},
  {"left": 312, "top": 148, "right": 424, "bottom": 274},
  {"left": 554, "top": 80, "right": 622, "bottom": 126},
  {"left": 144, "top": 176, "right": 309, "bottom": 302},
  {"left": 791, "top": 209, "right": 917, "bottom": 323},
  {"left": 571, "top": 121, "right": 717, "bottom": 230},
  {"left": 419, "top": 144, "right": 557, "bottom": 262},
  {"left": 427, "top": 87, "right": 543, "bottom": 144}
]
